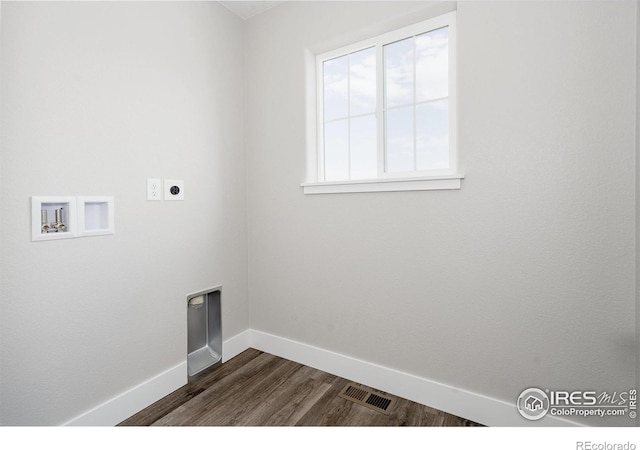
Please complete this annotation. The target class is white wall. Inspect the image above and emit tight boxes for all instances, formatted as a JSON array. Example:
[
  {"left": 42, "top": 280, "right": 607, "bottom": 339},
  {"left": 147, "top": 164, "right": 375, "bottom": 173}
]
[
  {"left": 245, "top": 0, "right": 637, "bottom": 426},
  {"left": 0, "top": 1, "right": 248, "bottom": 425}
]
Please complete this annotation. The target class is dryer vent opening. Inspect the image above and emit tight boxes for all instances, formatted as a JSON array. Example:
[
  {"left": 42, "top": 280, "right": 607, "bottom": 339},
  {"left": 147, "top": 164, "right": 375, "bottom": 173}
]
[{"left": 187, "top": 288, "right": 222, "bottom": 379}]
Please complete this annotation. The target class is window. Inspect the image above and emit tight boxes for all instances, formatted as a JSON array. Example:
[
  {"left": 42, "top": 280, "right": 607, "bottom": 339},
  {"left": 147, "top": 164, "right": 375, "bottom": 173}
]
[{"left": 303, "top": 12, "right": 462, "bottom": 194}]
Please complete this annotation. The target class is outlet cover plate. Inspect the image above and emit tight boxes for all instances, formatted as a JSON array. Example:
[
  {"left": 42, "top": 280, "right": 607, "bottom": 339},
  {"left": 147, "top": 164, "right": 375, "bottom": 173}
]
[
  {"left": 147, "top": 178, "right": 162, "bottom": 201},
  {"left": 164, "top": 179, "right": 184, "bottom": 201}
]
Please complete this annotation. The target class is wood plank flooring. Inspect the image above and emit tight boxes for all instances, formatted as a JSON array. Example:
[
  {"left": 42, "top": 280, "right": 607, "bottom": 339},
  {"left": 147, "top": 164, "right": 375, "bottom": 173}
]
[{"left": 119, "top": 349, "right": 482, "bottom": 427}]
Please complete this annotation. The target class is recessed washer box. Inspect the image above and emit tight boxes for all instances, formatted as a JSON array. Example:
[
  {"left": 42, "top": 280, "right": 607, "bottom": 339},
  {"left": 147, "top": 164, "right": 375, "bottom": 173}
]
[
  {"left": 31, "top": 196, "right": 114, "bottom": 241},
  {"left": 31, "top": 196, "right": 77, "bottom": 241}
]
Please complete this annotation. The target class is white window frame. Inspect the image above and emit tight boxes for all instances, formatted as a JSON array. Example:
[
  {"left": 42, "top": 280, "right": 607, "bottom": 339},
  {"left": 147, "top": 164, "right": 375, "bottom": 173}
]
[{"left": 302, "top": 11, "right": 463, "bottom": 195}]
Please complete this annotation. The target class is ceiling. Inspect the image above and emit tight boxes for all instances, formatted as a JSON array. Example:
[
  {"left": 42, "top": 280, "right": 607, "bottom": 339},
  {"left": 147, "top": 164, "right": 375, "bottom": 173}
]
[{"left": 219, "top": 1, "right": 285, "bottom": 20}]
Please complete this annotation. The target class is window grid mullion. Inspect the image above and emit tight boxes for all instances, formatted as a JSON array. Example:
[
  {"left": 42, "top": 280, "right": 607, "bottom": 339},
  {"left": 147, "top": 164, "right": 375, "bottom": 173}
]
[
  {"left": 318, "top": 59, "right": 326, "bottom": 182},
  {"left": 325, "top": 111, "right": 376, "bottom": 124},
  {"left": 347, "top": 54, "right": 352, "bottom": 181},
  {"left": 412, "top": 35, "right": 417, "bottom": 172},
  {"left": 384, "top": 96, "right": 449, "bottom": 112},
  {"left": 376, "top": 43, "right": 385, "bottom": 177}
]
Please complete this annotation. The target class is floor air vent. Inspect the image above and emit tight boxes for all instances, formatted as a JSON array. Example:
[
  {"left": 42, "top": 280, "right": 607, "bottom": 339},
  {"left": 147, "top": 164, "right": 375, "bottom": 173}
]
[{"left": 339, "top": 383, "right": 396, "bottom": 414}]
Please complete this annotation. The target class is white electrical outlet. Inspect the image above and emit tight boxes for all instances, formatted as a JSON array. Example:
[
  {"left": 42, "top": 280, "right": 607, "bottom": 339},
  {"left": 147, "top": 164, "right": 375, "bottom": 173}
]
[
  {"left": 164, "top": 179, "right": 184, "bottom": 201},
  {"left": 147, "top": 178, "right": 162, "bottom": 201}
]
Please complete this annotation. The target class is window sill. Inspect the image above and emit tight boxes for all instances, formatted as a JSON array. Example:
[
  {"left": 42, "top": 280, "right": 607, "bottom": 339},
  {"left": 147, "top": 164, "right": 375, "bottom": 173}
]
[{"left": 301, "top": 174, "right": 464, "bottom": 195}]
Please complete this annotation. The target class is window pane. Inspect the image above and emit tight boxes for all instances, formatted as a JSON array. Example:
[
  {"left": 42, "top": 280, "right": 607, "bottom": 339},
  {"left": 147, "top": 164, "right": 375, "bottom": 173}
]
[
  {"left": 349, "top": 47, "right": 376, "bottom": 116},
  {"left": 415, "top": 27, "right": 448, "bottom": 102},
  {"left": 323, "top": 56, "right": 348, "bottom": 121},
  {"left": 350, "top": 115, "right": 377, "bottom": 180},
  {"left": 324, "top": 119, "right": 349, "bottom": 181},
  {"left": 416, "top": 100, "right": 449, "bottom": 170},
  {"left": 386, "top": 106, "right": 414, "bottom": 173},
  {"left": 384, "top": 37, "right": 414, "bottom": 108}
]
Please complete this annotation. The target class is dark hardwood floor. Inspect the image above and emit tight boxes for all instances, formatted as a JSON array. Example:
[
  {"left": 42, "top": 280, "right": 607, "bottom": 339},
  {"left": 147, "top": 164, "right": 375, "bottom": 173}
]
[{"left": 119, "top": 349, "right": 482, "bottom": 427}]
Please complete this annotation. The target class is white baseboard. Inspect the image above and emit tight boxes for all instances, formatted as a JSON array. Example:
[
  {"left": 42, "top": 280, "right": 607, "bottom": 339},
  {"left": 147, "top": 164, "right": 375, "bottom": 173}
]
[
  {"left": 249, "top": 329, "right": 582, "bottom": 427},
  {"left": 63, "top": 361, "right": 187, "bottom": 426},
  {"left": 62, "top": 328, "right": 582, "bottom": 427},
  {"left": 63, "top": 331, "right": 253, "bottom": 426}
]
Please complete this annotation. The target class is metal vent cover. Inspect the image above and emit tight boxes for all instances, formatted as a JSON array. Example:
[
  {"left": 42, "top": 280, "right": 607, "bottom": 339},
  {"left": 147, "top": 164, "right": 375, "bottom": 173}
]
[{"left": 338, "top": 383, "right": 396, "bottom": 414}]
